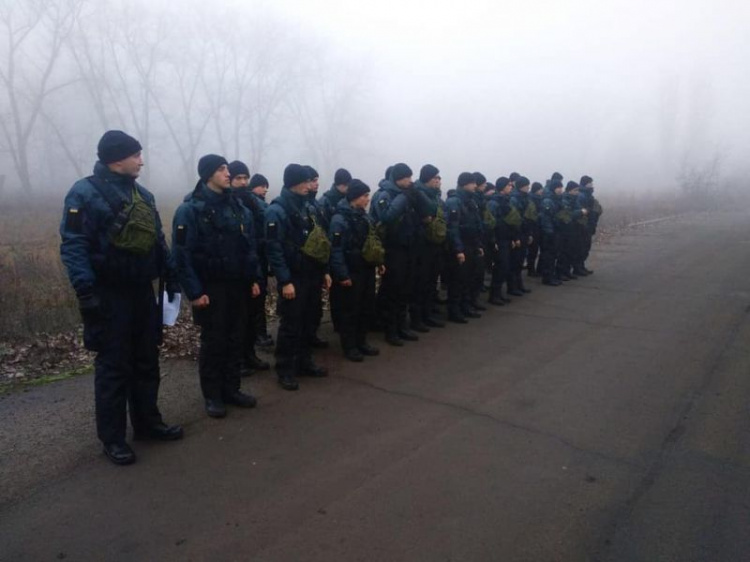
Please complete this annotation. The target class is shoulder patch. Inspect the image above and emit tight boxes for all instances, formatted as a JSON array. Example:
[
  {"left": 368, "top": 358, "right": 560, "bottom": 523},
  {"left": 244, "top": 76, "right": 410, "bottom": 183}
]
[
  {"left": 332, "top": 231, "right": 342, "bottom": 247},
  {"left": 65, "top": 208, "right": 82, "bottom": 233},
  {"left": 175, "top": 224, "right": 187, "bottom": 245},
  {"left": 267, "top": 222, "right": 278, "bottom": 240},
  {"left": 379, "top": 198, "right": 387, "bottom": 205}
]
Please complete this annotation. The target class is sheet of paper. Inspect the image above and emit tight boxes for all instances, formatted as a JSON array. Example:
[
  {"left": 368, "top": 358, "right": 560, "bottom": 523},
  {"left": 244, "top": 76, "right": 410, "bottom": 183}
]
[{"left": 162, "top": 291, "right": 181, "bottom": 326}]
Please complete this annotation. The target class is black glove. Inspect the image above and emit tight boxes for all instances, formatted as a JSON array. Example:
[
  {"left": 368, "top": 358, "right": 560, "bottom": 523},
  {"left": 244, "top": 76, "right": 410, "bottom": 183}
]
[
  {"left": 166, "top": 282, "right": 181, "bottom": 303},
  {"left": 77, "top": 291, "right": 102, "bottom": 321}
]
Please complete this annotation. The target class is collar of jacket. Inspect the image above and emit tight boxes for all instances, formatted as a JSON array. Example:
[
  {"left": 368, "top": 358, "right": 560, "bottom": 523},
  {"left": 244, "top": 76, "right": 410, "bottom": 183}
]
[
  {"left": 280, "top": 187, "right": 308, "bottom": 212},
  {"left": 93, "top": 160, "right": 137, "bottom": 189}
]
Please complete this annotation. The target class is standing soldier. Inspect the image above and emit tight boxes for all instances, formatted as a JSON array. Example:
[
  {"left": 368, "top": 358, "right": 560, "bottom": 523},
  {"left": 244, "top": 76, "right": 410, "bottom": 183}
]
[
  {"left": 370, "top": 163, "right": 434, "bottom": 346},
  {"left": 559, "top": 181, "right": 589, "bottom": 279},
  {"left": 61, "top": 130, "right": 183, "bottom": 465},
  {"left": 411, "top": 164, "right": 447, "bottom": 329},
  {"left": 229, "top": 161, "right": 271, "bottom": 374},
  {"left": 321, "top": 168, "right": 352, "bottom": 227},
  {"left": 445, "top": 172, "right": 485, "bottom": 322},
  {"left": 472, "top": 172, "right": 490, "bottom": 305},
  {"left": 328, "top": 180, "right": 385, "bottom": 361},
  {"left": 526, "top": 182, "right": 544, "bottom": 277},
  {"left": 509, "top": 176, "right": 533, "bottom": 295},
  {"left": 304, "top": 165, "right": 330, "bottom": 349},
  {"left": 248, "top": 173, "right": 274, "bottom": 348},
  {"left": 173, "top": 155, "right": 262, "bottom": 418},
  {"left": 487, "top": 177, "right": 520, "bottom": 305},
  {"left": 578, "top": 175, "right": 601, "bottom": 274},
  {"left": 265, "top": 164, "right": 331, "bottom": 391},
  {"left": 539, "top": 178, "right": 564, "bottom": 286}
]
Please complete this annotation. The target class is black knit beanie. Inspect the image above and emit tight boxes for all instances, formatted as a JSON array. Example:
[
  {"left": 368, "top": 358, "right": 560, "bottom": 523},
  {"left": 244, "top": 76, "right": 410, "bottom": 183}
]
[
  {"left": 551, "top": 172, "right": 563, "bottom": 181},
  {"left": 228, "top": 160, "right": 250, "bottom": 180},
  {"left": 304, "top": 165, "right": 319, "bottom": 180},
  {"left": 283, "top": 163, "right": 309, "bottom": 189},
  {"left": 509, "top": 172, "right": 520, "bottom": 183},
  {"left": 391, "top": 163, "right": 413, "bottom": 182},
  {"left": 334, "top": 168, "right": 352, "bottom": 186},
  {"left": 249, "top": 173, "right": 269, "bottom": 189},
  {"left": 565, "top": 181, "right": 580, "bottom": 192},
  {"left": 97, "top": 130, "right": 142, "bottom": 164},
  {"left": 346, "top": 179, "right": 371, "bottom": 201},
  {"left": 580, "top": 175, "right": 593, "bottom": 188},
  {"left": 516, "top": 176, "right": 531, "bottom": 189},
  {"left": 473, "top": 172, "right": 487, "bottom": 186},
  {"left": 419, "top": 164, "right": 440, "bottom": 184},
  {"left": 458, "top": 172, "right": 475, "bottom": 187},
  {"left": 531, "top": 182, "right": 544, "bottom": 194},
  {"left": 495, "top": 177, "right": 510, "bottom": 190},
  {"left": 198, "top": 154, "right": 229, "bottom": 182}
]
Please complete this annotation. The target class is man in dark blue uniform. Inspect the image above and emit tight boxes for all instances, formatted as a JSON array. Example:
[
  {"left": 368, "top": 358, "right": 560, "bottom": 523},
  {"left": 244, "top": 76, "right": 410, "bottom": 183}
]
[
  {"left": 328, "top": 180, "right": 384, "bottom": 361},
  {"left": 411, "top": 164, "right": 446, "bottom": 329},
  {"left": 370, "top": 163, "right": 434, "bottom": 346},
  {"left": 247, "top": 173, "right": 275, "bottom": 348},
  {"left": 539, "top": 178, "right": 564, "bottom": 286},
  {"left": 578, "top": 175, "right": 601, "bottom": 274},
  {"left": 265, "top": 164, "right": 331, "bottom": 390},
  {"left": 321, "top": 168, "right": 352, "bottom": 227},
  {"left": 229, "top": 161, "right": 271, "bottom": 374},
  {"left": 173, "top": 155, "right": 262, "bottom": 418},
  {"left": 487, "top": 177, "right": 520, "bottom": 305},
  {"left": 303, "top": 165, "right": 331, "bottom": 349},
  {"left": 509, "top": 176, "right": 533, "bottom": 296},
  {"left": 526, "top": 182, "right": 544, "bottom": 277},
  {"left": 60, "top": 130, "right": 183, "bottom": 466},
  {"left": 445, "top": 172, "right": 485, "bottom": 322}
]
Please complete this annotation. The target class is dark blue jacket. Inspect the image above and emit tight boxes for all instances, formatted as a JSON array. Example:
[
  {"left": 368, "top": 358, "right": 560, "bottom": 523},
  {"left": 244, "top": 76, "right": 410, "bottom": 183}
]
[
  {"left": 414, "top": 180, "right": 442, "bottom": 245},
  {"left": 328, "top": 199, "right": 375, "bottom": 281},
  {"left": 578, "top": 188, "right": 602, "bottom": 232},
  {"left": 488, "top": 193, "right": 520, "bottom": 242},
  {"left": 445, "top": 187, "right": 484, "bottom": 253},
  {"left": 60, "top": 161, "right": 174, "bottom": 296},
  {"left": 529, "top": 192, "right": 544, "bottom": 230},
  {"left": 321, "top": 185, "right": 347, "bottom": 229},
  {"left": 540, "top": 189, "right": 561, "bottom": 235},
  {"left": 510, "top": 189, "right": 533, "bottom": 237},
  {"left": 234, "top": 188, "right": 269, "bottom": 277},
  {"left": 562, "top": 192, "right": 586, "bottom": 229},
  {"left": 265, "top": 188, "right": 321, "bottom": 286},
  {"left": 370, "top": 180, "right": 433, "bottom": 249},
  {"left": 172, "top": 184, "right": 260, "bottom": 300}
]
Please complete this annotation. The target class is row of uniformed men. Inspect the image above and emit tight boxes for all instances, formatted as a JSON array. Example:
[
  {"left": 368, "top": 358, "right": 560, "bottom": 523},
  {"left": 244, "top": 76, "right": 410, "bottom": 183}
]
[{"left": 59, "top": 130, "right": 601, "bottom": 465}]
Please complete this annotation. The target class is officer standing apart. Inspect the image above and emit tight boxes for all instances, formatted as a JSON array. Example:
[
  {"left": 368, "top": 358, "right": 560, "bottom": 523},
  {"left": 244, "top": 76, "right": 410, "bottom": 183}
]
[
  {"left": 577, "top": 175, "right": 601, "bottom": 274},
  {"left": 173, "top": 155, "right": 262, "bottom": 419},
  {"left": 265, "top": 164, "right": 331, "bottom": 391},
  {"left": 60, "top": 130, "right": 183, "bottom": 466},
  {"left": 328, "top": 180, "right": 385, "bottom": 361}
]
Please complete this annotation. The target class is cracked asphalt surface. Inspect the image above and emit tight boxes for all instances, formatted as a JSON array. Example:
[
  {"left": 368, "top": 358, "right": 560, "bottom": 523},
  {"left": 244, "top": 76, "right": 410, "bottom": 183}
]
[{"left": 2, "top": 211, "right": 750, "bottom": 561}]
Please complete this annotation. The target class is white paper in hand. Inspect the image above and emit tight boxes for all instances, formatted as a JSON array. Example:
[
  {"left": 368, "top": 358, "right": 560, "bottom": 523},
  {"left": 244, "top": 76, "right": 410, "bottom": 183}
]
[{"left": 162, "top": 291, "right": 181, "bottom": 326}]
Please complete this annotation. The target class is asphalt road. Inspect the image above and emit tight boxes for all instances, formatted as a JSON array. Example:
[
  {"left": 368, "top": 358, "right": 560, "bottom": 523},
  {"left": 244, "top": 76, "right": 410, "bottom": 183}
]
[{"left": 2, "top": 211, "right": 750, "bottom": 562}]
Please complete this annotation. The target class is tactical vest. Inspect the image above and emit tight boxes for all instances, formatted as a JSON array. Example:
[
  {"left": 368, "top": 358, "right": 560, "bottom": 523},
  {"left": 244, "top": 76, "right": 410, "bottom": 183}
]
[{"left": 424, "top": 205, "right": 448, "bottom": 245}]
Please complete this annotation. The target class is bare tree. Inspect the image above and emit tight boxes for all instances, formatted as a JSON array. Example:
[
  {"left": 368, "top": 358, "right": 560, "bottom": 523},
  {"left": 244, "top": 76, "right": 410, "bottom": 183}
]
[{"left": 0, "top": 0, "right": 83, "bottom": 191}]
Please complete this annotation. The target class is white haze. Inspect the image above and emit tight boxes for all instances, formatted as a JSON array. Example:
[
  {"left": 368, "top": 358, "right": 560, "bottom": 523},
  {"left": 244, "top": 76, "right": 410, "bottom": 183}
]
[
  {"left": 265, "top": 0, "right": 750, "bottom": 191},
  {"left": 0, "top": 0, "right": 748, "bottom": 197}
]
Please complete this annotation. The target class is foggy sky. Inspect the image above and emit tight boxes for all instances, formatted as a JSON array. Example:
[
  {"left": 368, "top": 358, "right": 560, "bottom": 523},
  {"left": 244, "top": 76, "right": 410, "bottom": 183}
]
[{"left": 258, "top": 0, "right": 750, "bottom": 191}]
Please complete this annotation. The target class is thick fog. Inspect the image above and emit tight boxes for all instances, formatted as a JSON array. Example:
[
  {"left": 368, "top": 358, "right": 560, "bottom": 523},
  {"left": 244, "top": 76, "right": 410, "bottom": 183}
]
[{"left": 1, "top": 0, "right": 748, "bottom": 199}]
